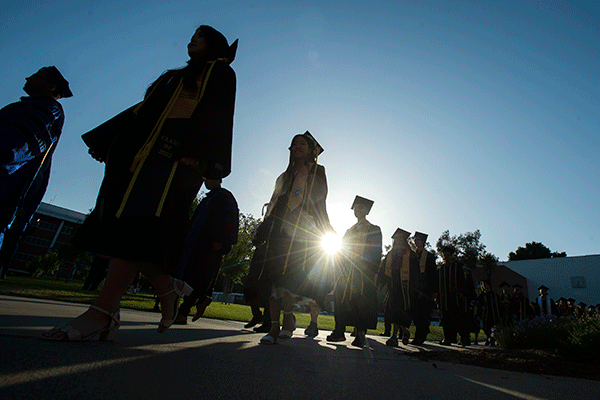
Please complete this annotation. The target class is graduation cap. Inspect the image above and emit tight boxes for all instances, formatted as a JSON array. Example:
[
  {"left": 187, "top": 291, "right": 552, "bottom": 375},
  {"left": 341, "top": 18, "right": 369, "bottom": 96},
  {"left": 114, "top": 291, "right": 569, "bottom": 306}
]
[
  {"left": 441, "top": 244, "right": 456, "bottom": 254},
  {"left": 568, "top": 298, "right": 576, "bottom": 303},
  {"left": 413, "top": 231, "right": 428, "bottom": 242},
  {"left": 351, "top": 196, "right": 374, "bottom": 213},
  {"left": 579, "top": 302, "right": 587, "bottom": 307},
  {"left": 538, "top": 285, "right": 549, "bottom": 291},
  {"left": 558, "top": 297, "right": 567, "bottom": 302},
  {"left": 303, "top": 131, "right": 324, "bottom": 156},
  {"left": 512, "top": 283, "right": 523, "bottom": 288},
  {"left": 391, "top": 228, "right": 411, "bottom": 241},
  {"left": 46, "top": 66, "right": 73, "bottom": 98},
  {"left": 499, "top": 281, "right": 510, "bottom": 288}
]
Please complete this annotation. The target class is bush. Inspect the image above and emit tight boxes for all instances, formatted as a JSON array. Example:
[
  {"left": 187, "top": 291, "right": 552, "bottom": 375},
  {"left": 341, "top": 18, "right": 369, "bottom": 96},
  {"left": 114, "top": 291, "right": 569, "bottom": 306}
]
[
  {"left": 496, "top": 315, "right": 600, "bottom": 363},
  {"left": 27, "top": 251, "right": 61, "bottom": 277},
  {"left": 565, "top": 317, "right": 600, "bottom": 362}
]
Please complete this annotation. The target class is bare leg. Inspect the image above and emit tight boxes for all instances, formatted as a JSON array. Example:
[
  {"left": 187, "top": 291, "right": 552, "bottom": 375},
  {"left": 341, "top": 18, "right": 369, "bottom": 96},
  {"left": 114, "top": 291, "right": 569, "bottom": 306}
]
[
  {"left": 281, "top": 292, "right": 295, "bottom": 332},
  {"left": 267, "top": 296, "right": 282, "bottom": 338}
]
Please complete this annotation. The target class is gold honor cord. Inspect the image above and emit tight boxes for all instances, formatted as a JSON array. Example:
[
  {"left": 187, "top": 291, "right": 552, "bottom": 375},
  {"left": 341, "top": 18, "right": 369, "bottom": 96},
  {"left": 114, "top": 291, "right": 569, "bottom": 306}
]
[{"left": 116, "top": 61, "right": 217, "bottom": 219}]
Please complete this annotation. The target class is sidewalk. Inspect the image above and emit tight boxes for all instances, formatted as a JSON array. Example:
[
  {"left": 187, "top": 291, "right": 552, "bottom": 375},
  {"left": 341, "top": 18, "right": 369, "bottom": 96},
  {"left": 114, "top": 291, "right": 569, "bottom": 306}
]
[{"left": 1, "top": 295, "right": 598, "bottom": 400}]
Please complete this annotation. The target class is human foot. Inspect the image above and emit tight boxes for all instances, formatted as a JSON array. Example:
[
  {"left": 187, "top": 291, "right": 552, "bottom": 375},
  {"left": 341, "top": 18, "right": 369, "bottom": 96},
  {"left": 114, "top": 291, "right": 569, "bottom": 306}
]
[{"left": 42, "top": 305, "right": 120, "bottom": 341}]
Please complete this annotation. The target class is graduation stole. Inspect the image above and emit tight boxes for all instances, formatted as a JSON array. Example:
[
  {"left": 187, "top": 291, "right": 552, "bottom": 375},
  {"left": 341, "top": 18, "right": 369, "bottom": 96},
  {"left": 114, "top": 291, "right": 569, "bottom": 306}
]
[
  {"left": 400, "top": 248, "right": 411, "bottom": 282},
  {"left": 438, "top": 261, "right": 459, "bottom": 310},
  {"left": 286, "top": 165, "right": 309, "bottom": 212},
  {"left": 116, "top": 61, "right": 217, "bottom": 218},
  {"left": 384, "top": 250, "right": 394, "bottom": 278},
  {"left": 282, "top": 164, "right": 318, "bottom": 274},
  {"left": 537, "top": 296, "right": 552, "bottom": 315},
  {"left": 483, "top": 291, "right": 500, "bottom": 322},
  {"left": 419, "top": 250, "right": 428, "bottom": 273}
]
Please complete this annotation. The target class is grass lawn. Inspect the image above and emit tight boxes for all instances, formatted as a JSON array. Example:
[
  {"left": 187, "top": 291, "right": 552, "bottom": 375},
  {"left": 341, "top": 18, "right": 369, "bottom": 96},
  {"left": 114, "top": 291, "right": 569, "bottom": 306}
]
[{"left": 0, "top": 275, "right": 445, "bottom": 340}]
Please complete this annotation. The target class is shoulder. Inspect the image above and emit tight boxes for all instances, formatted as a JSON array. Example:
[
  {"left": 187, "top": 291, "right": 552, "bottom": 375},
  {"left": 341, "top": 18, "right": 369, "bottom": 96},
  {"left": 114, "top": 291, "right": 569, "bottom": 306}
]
[{"left": 208, "top": 60, "right": 236, "bottom": 83}]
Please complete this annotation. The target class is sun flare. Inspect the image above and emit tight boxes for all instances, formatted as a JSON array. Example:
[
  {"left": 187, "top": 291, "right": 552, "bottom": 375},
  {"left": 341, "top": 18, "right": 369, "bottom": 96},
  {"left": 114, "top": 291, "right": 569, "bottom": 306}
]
[{"left": 321, "top": 232, "right": 342, "bottom": 255}]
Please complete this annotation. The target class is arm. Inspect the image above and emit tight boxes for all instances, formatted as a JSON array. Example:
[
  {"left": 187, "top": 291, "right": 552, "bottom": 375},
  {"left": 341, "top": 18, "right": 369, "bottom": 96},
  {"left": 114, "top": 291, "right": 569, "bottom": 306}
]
[{"left": 1, "top": 100, "right": 64, "bottom": 171}]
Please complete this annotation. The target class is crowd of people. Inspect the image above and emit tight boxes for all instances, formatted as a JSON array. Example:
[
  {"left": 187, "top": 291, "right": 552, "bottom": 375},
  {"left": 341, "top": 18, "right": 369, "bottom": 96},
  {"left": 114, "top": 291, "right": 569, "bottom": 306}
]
[{"left": 1, "top": 23, "right": 595, "bottom": 347}]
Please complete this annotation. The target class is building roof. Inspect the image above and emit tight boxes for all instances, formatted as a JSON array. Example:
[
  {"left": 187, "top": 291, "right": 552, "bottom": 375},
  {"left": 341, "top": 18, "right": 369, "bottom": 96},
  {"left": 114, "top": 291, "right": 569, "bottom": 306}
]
[{"left": 37, "top": 202, "right": 87, "bottom": 224}]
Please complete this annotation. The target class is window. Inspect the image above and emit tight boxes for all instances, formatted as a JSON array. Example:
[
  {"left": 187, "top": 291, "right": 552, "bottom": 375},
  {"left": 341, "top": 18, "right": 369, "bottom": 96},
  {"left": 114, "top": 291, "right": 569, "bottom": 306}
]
[
  {"left": 38, "top": 221, "right": 59, "bottom": 232},
  {"left": 23, "top": 236, "right": 52, "bottom": 248},
  {"left": 571, "top": 276, "right": 586, "bottom": 289}
]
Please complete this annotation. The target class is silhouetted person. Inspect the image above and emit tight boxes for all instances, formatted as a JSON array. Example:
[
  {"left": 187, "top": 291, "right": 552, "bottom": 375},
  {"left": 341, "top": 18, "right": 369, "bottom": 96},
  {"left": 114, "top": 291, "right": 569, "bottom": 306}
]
[
  {"left": 174, "top": 179, "right": 238, "bottom": 324},
  {"left": 379, "top": 228, "right": 417, "bottom": 347},
  {"left": 410, "top": 231, "right": 437, "bottom": 345},
  {"left": 1, "top": 66, "right": 72, "bottom": 273},
  {"left": 43, "top": 25, "right": 237, "bottom": 341},
  {"left": 438, "top": 245, "right": 470, "bottom": 346},
  {"left": 327, "top": 196, "right": 382, "bottom": 348},
  {"left": 535, "top": 285, "right": 557, "bottom": 316},
  {"left": 82, "top": 254, "right": 110, "bottom": 291}
]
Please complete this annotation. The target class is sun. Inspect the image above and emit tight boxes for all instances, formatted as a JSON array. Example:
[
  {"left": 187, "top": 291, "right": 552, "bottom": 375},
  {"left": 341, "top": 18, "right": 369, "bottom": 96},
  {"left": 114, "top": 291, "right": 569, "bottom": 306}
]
[{"left": 321, "top": 232, "right": 342, "bottom": 254}]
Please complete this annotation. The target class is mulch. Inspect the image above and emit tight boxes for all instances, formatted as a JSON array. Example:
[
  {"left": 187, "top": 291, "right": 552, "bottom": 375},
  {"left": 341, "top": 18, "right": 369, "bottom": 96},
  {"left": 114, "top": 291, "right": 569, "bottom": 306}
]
[{"left": 408, "top": 347, "right": 600, "bottom": 381}]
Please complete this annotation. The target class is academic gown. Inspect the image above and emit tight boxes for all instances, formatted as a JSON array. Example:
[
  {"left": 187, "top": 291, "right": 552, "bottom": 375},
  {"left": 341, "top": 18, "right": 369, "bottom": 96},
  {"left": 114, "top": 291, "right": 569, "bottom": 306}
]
[
  {"left": 334, "top": 220, "right": 382, "bottom": 330},
  {"left": 72, "top": 61, "right": 236, "bottom": 276},
  {"left": 0, "top": 96, "right": 64, "bottom": 241}
]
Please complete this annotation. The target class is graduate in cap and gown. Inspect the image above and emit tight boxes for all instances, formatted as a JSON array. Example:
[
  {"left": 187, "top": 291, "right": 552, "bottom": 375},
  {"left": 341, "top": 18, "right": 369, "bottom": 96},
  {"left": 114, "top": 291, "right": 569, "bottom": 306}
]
[
  {"left": 535, "top": 285, "right": 557, "bottom": 316},
  {"left": 498, "top": 281, "right": 513, "bottom": 325},
  {"left": 410, "top": 231, "right": 437, "bottom": 345},
  {"left": 326, "top": 196, "right": 382, "bottom": 347},
  {"left": 510, "top": 283, "right": 530, "bottom": 322},
  {"left": 255, "top": 131, "right": 333, "bottom": 344},
  {"left": 1, "top": 66, "right": 72, "bottom": 273},
  {"left": 438, "top": 245, "right": 470, "bottom": 346},
  {"left": 477, "top": 279, "right": 500, "bottom": 346},
  {"left": 380, "top": 228, "right": 418, "bottom": 347},
  {"left": 44, "top": 25, "right": 238, "bottom": 341}
]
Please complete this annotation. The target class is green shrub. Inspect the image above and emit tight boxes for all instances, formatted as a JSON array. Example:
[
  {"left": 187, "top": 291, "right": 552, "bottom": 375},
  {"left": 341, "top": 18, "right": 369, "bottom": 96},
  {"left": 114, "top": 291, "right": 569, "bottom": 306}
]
[
  {"left": 27, "top": 251, "right": 62, "bottom": 277},
  {"left": 565, "top": 317, "right": 600, "bottom": 362}
]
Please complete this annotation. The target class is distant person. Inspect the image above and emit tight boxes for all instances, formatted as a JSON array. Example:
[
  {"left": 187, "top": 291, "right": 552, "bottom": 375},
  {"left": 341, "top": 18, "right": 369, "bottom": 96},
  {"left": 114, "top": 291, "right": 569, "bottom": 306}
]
[
  {"left": 242, "top": 241, "right": 271, "bottom": 332},
  {"left": 410, "top": 231, "right": 437, "bottom": 345},
  {"left": 510, "top": 283, "right": 529, "bottom": 322},
  {"left": 43, "top": 25, "right": 237, "bottom": 341},
  {"left": 174, "top": 178, "right": 239, "bottom": 324},
  {"left": 477, "top": 279, "right": 500, "bottom": 346},
  {"left": 379, "top": 228, "right": 416, "bottom": 347},
  {"left": 498, "top": 281, "right": 513, "bottom": 325},
  {"left": 437, "top": 245, "right": 470, "bottom": 346},
  {"left": 326, "top": 196, "right": 382, "bottom": 347},
  {"left": 0, "top": 66, "right": 72, "bottom": 277},
  {"left": 255, "top": 132, "right": 333, "bottom": 345},
  {"left": 535, "top": 285, "right": 556, "bottom": 316}
]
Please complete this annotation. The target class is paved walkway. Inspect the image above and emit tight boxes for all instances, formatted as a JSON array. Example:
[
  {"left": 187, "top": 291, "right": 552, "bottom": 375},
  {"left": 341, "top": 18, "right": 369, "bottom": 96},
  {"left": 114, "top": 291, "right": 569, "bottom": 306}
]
[{"left": 1, "top": 295, "right": 598, "bottom": 400}]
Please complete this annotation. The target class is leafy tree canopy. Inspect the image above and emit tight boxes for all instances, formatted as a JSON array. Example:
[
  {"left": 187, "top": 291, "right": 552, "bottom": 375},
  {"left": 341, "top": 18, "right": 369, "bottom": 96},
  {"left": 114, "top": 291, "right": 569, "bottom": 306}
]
[
  {"left": 508, "top": 241, "right": 567, "bottom": 261},
  {"left": 436, "top": 229, "right": 498, "bottom": 271}
]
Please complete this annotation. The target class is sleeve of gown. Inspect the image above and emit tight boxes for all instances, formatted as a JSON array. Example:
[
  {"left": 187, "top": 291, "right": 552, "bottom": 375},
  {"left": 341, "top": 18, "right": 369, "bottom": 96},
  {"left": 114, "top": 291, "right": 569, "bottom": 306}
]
[
  {"left": 0, "top": 100, "right": 63, "bottom": 173},
  {"left": 183, "top": 61, "right": 236, "bottom": 180},
  {"left": 310, "top": 165, "right": 331, "bottom": 232}
]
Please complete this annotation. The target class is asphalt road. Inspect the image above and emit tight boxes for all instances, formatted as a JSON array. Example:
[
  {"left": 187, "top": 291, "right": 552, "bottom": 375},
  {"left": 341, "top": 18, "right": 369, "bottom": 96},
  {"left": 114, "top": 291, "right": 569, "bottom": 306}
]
[{"left": 1, "top": 295, "right": 598, "bottom": 400}]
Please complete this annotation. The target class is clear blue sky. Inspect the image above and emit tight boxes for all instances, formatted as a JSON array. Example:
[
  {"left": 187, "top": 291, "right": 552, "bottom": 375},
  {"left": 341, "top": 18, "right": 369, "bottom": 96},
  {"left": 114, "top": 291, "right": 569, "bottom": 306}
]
[{"left": 1, "top": 0, "right": 598, "bottom": 261}]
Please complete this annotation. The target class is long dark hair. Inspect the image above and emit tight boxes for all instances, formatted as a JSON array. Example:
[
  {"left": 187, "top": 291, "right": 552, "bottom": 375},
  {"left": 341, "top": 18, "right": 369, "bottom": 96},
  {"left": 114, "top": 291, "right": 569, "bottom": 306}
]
[
  {"left": 282, "top": 134, "right": 318, "bottom": 181},
  {"left": 147, "top": 25, "right": 234, "bottom": 94}
]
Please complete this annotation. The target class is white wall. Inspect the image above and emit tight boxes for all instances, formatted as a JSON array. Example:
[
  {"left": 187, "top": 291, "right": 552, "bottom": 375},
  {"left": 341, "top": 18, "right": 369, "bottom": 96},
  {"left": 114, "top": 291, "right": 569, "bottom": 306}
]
[{"left": 499, "top": 255, "right": 600, "bottom": 305}]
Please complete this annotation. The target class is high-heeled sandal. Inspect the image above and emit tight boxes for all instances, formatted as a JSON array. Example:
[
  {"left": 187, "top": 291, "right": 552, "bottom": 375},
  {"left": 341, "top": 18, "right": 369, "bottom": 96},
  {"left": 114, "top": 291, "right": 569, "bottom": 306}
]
[
  {"left": 157, "top": 278, "right": 192, "bottom": 333},
  {"left": 279, "top": 311, "right": 296, "bottom": 340},
  {"left": 260, "top": 321, "right": 280, "bottom": 345},
  {"left": 42, "top": 305, "right": 120, "bottom": 341}
]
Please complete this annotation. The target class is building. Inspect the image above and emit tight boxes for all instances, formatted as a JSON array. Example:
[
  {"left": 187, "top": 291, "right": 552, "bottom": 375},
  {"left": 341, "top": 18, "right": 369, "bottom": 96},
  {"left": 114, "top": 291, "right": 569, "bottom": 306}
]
[
  {"left": 8, "top": 202, "right": 87, "bottom": 274},
  {"left": 498, "top": 255, "right": 600, "bottom": 305}
]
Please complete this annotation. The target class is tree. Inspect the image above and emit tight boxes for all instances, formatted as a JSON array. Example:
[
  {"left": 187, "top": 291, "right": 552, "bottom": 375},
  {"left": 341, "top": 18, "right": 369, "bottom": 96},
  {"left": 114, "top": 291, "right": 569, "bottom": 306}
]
[
  {"left": 508, "top": 241, "right": 567, "bottom": 261},
  {"left": 220, "top": 213, "right": 261, "bottom": 289},
  {"left": 436, "top": 229, "right": 490, "bottom": 269}
]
